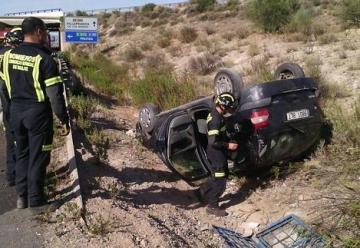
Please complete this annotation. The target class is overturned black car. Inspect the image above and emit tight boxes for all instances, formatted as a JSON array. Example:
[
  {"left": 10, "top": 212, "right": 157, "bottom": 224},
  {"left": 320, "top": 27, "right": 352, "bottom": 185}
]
[{"left": 136, "top": 63, "right": 325, "bottom": 186}]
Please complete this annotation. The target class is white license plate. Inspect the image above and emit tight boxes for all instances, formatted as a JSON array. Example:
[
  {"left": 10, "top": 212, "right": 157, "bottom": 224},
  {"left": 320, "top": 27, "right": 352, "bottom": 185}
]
[{"left": 286, "top": 109, "right": 310, "bottom": 121}]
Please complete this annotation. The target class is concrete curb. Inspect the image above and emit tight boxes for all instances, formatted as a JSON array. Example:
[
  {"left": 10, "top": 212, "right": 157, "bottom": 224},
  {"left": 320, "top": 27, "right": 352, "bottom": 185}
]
[{"left": 59, "top": 58, "right": 84, "bottom": 211}]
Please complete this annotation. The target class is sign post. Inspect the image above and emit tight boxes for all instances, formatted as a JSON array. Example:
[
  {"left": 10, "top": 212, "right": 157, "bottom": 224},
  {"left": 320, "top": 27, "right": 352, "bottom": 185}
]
[{"left": 64, "top": 17, "right": 98, "bottom": 44}]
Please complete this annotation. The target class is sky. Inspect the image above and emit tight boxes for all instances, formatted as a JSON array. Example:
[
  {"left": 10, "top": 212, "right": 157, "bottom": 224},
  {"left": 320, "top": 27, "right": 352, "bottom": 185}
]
[{"left": 0, "top": 0, "right": 187, "bottom": 15}]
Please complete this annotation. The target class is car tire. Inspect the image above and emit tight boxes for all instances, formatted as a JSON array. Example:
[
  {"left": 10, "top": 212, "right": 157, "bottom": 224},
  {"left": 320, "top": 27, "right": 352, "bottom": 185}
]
[
  {"left": 139, "top": 103, "right": 160, "bottom": 133},
  {"left": 214, "top": 68, "right": 244, "bottom": 99},
  {"left": 274, "top": 63, "right": 305, "bottom": 80}
]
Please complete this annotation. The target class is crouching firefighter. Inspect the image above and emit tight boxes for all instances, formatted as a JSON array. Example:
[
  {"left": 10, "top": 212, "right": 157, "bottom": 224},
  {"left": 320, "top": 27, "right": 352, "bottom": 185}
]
[
  {"left": 0, "top": 27, "right": 24, "bottom": 186},
  {"left": 199, "top": 92, "right": 238, "bottom": 217},
  {"left": 0, "top": 17, "right": 70, "bottom": 213}
]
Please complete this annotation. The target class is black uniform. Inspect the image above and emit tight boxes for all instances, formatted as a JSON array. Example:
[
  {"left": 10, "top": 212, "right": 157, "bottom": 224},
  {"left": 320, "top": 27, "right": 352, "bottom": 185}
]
[
  {"left": 1, "top": 42, "right": 69, "bottom": 206},
  {"left": 200, "top": 106, "right": 230, "bottom": 208},
  {"left": 0, "top": 46, "right": 16, "bottom": 185}
]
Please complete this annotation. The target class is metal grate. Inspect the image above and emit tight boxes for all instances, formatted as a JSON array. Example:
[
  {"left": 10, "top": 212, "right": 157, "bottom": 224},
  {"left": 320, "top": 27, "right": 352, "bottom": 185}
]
[
  {"left": 256, "top": 215, "right": 323, "bottom": 248},
  {"left": 213, "top": 226, "right": 258, "bottom": 248}
]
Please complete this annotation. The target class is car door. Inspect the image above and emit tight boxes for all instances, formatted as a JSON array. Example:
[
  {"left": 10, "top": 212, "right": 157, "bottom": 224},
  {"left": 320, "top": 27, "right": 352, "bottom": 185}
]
[{"left": 165, "top": 113, "right": 210, "bottom": 185}]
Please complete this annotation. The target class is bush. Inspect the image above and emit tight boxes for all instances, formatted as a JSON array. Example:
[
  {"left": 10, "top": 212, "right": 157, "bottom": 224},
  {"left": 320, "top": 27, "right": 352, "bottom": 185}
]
[
  {"left": 318, "top": 33, "right": 338, "bottom": 44},
  {"left": 179, "top": 26, "right": 198, "bottom": 43},
  {"left": 124, "top": 46, "right": 144, "bottom": 61},
  {"left": 285, "top": 7, "right": 315, "bottom": 37},
  {"left": 87, "top": 128, "right": 110, "bottom": 162},
  {"left": 340, "top": 0, "right": 360, "bottom": 26},
  {"left": 70, "top": 95, "right": 99, "bottom": 119},
  {"left": 192, "top": 0, "right": 216, "bottom": 12},
  {"left": 141, "top": 3, "right": 156, "bottom": 13},
  {"left": 131, "top": 69, "right": 197, "bottom": 109},
  {"left": 226, "top": 0, "right": 239, "bottom": 11},
  {"left": 247, "top": 0, "right": 301, "bottom": 32},
  {"left": 71, "top": 54, "right": 129, "bottom": 103},
  {"left": 189, "top": 53, "right": 222, "bottom": 75}
]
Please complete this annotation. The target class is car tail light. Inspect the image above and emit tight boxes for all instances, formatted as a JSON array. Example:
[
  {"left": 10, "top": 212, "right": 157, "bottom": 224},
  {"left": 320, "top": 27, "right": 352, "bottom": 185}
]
[{"left": 251, "top": 108, "right": 269, "bottom": 129}]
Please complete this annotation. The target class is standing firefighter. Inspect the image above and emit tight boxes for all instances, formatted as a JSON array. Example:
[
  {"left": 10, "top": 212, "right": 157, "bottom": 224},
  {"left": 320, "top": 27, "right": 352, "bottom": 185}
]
[
  {"left": 0, "top": 27, "right": 24, "bottom": 186},
  {"left": 0, "top": 17, "right": 69, "bottom": 213},
  {"left": 199, "top": 92, "right": 238, "bottom": 217}
]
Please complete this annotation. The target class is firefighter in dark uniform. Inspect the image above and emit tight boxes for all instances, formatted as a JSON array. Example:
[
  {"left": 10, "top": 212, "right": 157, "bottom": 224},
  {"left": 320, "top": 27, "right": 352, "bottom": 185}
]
[
  {"left": 199, "top": 92, "right": 238, "bottom": 217},
  {"left": 0, "top": 17, "right": 69, "bottom": 212},
  {"left": 0, "top": 27, "right": 24, "bottom": 186}
]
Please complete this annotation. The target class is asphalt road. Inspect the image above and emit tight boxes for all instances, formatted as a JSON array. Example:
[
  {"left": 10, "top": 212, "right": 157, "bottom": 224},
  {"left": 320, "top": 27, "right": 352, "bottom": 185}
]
[{"left": 0, "top": 131, "right": 44, "bottom": 248}]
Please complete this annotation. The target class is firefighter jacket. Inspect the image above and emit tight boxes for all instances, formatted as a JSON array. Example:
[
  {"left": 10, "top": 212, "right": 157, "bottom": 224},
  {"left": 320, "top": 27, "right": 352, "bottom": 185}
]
[{"left": 0, "top": 42, "right": 68, "bottom": 124}]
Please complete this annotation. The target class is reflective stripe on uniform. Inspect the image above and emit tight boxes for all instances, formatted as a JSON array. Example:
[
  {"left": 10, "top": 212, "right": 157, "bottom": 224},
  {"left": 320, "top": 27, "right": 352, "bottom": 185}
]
[
  {"left": 214, "top": 172, "right": 226, "bottom": 178},
  {"left": 206, "top": 113, "right": 212, "bottom": 124},
  {"left": 44, "top": 76, "right": 62, "bottom": 87},
  {"left": 42, "top": 144, "right": 53, "bottom": 151},
  {"left": 220, "top": 126, "right": 226, "bottom": 132},
  {"left": 32, "top": 55, "right": 45, "bottom": 102},
  {"left": 3, "top": 50, "right": 12, "bottom": 98},
  {"left": 208, "top": 129, "right": 219, "bottom": 135}
]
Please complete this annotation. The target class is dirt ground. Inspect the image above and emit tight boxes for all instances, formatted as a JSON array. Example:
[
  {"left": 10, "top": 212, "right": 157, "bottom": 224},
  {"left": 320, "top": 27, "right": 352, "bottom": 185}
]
[{"left": 41, "top": 103, "right": 331, "bottom": 248}]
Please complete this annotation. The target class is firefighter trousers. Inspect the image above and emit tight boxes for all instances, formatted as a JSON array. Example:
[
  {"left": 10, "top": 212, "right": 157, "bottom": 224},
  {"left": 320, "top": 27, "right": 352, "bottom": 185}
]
[
  {"left": 5, "top": 126, "right": 16, "bottom": 184},
  {"left": 200, "top": 147, "right": 228, "bottom": 207},
  {"left": 10, "top": 103, "right": 53, "bottom": 206}
]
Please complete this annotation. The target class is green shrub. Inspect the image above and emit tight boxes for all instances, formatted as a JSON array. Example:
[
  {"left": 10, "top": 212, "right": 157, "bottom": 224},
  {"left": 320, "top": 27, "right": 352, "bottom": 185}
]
[
  {"left": 141, "top": 3, "right": 156, "bottom": 13},
  {"left": 247, "top": 0, "right": 301, "bottom": 32},
  {"left": 179, "top": 26, "right": 198, "bottom": 43},
  {"left": 71, "top": 54, "right": 129, "bottom": 103},
  {"left": 226, "top": 0, "right": 239, "bottom": 11},
  {"left": 192, "top": 0, "right": 216, "bottom": 12},
  {"left": 87, "top": 128, "right": 110, "bottom": 162},
  {"left": 131, "top": 69, "right": 197, "bottom": 109},
  {"left": 70, "top": 95, "right": 99, "bottom": 119},
  {"left": 286, "top": 7, "right": 315, "bottom": 36},
  {"left": 340, "top": 0, "right": 360, "bottom": 26}
]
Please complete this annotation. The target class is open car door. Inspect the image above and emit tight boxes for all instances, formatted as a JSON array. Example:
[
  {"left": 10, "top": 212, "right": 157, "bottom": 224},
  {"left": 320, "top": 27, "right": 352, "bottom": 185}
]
[{"left": 166, "top": 113, "right": 210, "bottom": 185}]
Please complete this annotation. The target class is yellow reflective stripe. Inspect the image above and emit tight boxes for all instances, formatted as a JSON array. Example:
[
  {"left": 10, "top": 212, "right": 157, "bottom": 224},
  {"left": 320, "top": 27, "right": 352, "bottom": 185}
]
[
  {"left": 208, "top": 129, "right": 219, "bottom": 135},
  {"left": 214, "top": 172, "right": 226, "bottom": 178},
  {"left": 10, "top": 27, "right": 22, "bottom": 32},
  {"left": 220, "top": 126, "right": 226, "bottom": 132},
  {"left": 42, "top": 144, "right": 53, "bottom": 151},
  {"left": 220, "top": 93, "right": 234, "bottom": 101},
  {"left": 206, "top": 113, "right": 212, "bottom": 124},
  {"left": 32, "top": 55, "right": 45, "bottom": 102},
  {"left": 3, "top": 50, "right": 11, "bottom": 98},
  {"left": 44, "top": 76, "right": 62, "bottom": 87}
]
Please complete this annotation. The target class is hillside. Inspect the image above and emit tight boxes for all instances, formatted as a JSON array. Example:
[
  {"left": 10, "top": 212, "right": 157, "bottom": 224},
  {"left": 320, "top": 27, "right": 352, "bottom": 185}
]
[{"left": 56, "top": 1, "right": 360, "bottom": 247}]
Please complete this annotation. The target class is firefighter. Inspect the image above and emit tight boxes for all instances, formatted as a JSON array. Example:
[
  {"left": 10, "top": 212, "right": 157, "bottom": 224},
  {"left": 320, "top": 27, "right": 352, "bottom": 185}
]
[
  {"left": 198, "top": 92, "right": 238, "bottom": 217},
  {"left": 0, "top": 27, "right": 24, "bottom": 186},
  {"left": 0, "top": 17, "right": 69, "bottom": 213}
]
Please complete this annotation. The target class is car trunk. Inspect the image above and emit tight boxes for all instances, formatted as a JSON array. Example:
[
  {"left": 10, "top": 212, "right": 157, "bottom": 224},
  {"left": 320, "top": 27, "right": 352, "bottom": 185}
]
[{"left": 238, "top": 77, "right": 322, "bottom": 165}]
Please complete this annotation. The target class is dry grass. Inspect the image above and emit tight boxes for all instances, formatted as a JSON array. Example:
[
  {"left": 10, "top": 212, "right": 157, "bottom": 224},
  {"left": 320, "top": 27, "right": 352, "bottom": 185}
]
[
  {"left": 178, "top": 26, "right": 198, "bottom": 43},
  {"left": 189, "top": 53, "right": 222, "bottom": 75},
  {"left": 248, "top": 43, "right": 260, "bottom": 57}
]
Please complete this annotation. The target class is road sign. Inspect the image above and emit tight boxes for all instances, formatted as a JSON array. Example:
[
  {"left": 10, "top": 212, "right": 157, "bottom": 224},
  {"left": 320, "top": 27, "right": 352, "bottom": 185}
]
[
  {"left": 64, "top": 17, "right": 98, "bottom": 31},
  {"left": 65, "top": 31, "right": 98, "bottom": 43},
  {"left": 64, "top": 16, "right": 99, "bottom": 44}
]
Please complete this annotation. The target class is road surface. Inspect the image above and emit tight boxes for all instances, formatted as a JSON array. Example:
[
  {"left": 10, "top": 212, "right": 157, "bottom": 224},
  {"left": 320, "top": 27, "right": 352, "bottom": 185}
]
[{"left": 0, "top": 131, "right": 44, "bottom": 248}]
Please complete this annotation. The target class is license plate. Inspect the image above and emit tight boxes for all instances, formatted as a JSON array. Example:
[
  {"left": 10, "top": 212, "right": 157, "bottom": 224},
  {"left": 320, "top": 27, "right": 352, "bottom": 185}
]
[{"left": 286, "top": 109, "right": 310, "bottom": 121}]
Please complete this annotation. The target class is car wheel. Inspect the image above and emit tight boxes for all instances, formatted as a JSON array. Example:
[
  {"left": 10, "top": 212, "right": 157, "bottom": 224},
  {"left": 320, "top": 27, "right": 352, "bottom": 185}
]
[
  {"left": 274, "top": 63, "right": 305, "bottom": 80},
  {"left": 139, "top": 103, "right": 160, "bottom": 133},
  {"left": 214, "top": 68, "right": 244, "bottom": 99}
]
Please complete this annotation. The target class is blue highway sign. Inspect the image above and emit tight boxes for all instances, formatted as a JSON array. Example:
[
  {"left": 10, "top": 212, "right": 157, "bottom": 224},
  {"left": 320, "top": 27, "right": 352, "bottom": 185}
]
[{"left": 65, "top": 31, "right": 98, "bottom": 43}]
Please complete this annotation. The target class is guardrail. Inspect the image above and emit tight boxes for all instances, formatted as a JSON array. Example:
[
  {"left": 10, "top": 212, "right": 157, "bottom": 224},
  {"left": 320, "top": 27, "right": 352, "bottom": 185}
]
[
  {"left": 5, "top": 8, "right": 63, "bottom": 16},
  {"left": 65, "top": 1, "right": 188, "bottom": 15}
]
